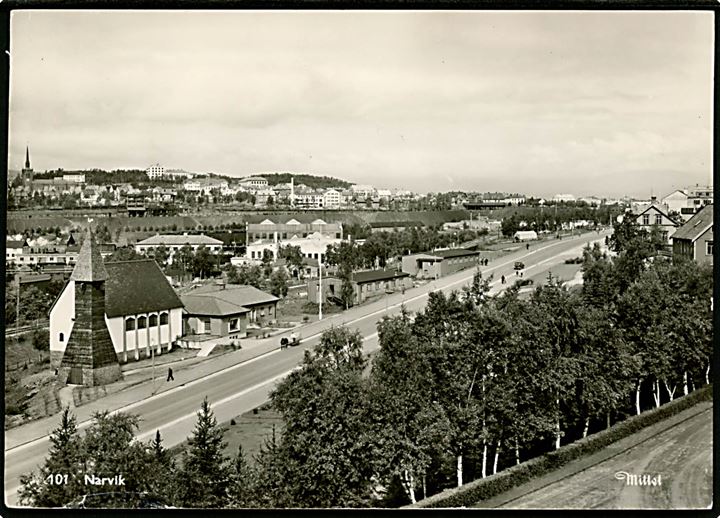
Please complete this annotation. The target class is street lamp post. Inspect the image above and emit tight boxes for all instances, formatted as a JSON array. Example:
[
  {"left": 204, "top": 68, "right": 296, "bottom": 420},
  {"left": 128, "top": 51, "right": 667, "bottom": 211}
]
[
  {"left": 16, "top": 279, "right": 20, "bottom": 334},
  {"left": 151, "top": 346, "right": 156, "bottom": 395},
  {"left": 318, "top": 251, "right": 323, "bottom": 320}
]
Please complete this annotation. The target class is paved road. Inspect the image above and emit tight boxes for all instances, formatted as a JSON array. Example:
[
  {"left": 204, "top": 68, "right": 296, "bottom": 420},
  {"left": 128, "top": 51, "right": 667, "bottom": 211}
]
[
  {"left": 483, "top": 402, "right": 713, "bottom": 510},
  {"left": 4, "top": 230, "right": 609, "bottom": 507}
]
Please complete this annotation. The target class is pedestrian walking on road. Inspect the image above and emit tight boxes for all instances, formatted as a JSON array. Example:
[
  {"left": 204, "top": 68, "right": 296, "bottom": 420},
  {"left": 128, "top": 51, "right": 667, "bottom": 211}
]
[
  {"left": 526, "top": 243, "right": 530, "bottom": 250},
  {"left": 501, "top": 274, "right": 505, "bottom": 284},
  {"left": 167, "top": 367, "right": 174, "bottom": 382}
]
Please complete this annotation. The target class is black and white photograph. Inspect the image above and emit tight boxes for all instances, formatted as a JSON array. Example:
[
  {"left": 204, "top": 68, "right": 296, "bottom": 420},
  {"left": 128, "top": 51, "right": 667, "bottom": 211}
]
[{"left": 2, "top": 8, "right": 714, "bottom": 511}]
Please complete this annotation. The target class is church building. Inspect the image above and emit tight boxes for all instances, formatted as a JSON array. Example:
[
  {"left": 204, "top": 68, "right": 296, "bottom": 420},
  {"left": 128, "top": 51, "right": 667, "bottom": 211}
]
[
  {"left": 50, "top": 227, "right": 185, "bottom": 369},
  {"left": 22, "top": 146, "right": 33, "bottom": 180},
  {"left": 54, "top": 227, "right": 122, "bottom": 386}
]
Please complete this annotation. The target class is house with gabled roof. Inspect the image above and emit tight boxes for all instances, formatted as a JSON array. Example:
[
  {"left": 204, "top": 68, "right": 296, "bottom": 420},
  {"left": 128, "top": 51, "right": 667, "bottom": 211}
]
[
  {"left": 181, "top": 283, "right": 279, "bottom": 335},
  {"left": 6, "top": 238, "right": 27, "bottom": 265},
  {"left": 672, "top": 204, "right": 713, "bottom": 265},
  {"left": 633, "top": 200, "right": 679, "bottom": 244},
  {"left": 50, "top": 255, "right": 185, "bottom": 365}
]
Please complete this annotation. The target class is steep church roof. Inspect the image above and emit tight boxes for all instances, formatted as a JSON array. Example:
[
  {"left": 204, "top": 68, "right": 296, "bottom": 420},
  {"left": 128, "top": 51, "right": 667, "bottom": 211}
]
[{"left": 70, "top": 227, "right": 108, "bottom": 282}]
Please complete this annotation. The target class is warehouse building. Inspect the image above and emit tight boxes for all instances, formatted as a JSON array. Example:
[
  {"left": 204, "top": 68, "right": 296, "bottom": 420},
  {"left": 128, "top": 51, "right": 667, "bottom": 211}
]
[{"left": 401, "top": 248, "right": 480, "bottom": 279}]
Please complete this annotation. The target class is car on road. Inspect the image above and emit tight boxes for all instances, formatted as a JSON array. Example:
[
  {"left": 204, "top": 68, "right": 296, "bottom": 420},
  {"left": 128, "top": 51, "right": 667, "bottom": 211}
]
[
  {"left": 280, "top": 334, "right": 302, "bottom": 349},
  {"left": 515, "top": 278, "right": 534, "bottom": 287},
  {"left": 514, "top": 261, "right": 525, "bottom": 270}
]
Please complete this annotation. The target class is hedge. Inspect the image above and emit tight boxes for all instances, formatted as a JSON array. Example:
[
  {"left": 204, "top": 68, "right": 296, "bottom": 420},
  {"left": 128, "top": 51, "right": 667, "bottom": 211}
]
[{"left": 411, "top": 385, "right": 713, "bottom": 508}]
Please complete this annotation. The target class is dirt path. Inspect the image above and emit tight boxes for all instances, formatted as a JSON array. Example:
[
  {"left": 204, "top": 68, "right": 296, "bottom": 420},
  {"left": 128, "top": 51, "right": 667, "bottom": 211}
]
[{"left": 490, "top": 402, "right": 712, "bottom": 509}]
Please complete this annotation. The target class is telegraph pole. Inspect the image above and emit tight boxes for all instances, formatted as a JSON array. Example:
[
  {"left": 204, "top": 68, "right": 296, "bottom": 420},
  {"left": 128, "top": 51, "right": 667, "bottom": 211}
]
[{"left": 16, "top": 278, "right": 20, "bottom": 333}]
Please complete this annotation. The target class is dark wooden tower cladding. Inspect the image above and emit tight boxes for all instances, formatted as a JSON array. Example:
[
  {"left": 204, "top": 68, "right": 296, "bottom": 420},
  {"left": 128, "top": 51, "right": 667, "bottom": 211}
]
[{"left": 58, "top": 227, "right": 122, "bottom": 386}]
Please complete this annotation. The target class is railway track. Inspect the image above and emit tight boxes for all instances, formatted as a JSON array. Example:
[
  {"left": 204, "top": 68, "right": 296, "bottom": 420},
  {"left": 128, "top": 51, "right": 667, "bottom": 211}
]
[{"left": 5, "top": 322, "right": 49, "bottom": 337}]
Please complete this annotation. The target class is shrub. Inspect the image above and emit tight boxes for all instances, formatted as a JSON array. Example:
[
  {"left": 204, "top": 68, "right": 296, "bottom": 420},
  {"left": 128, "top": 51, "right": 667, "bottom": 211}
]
[
  {"left": 32, "top": 328, "right": 50, "bottom": 351},
  {"left": 412, "top": 385, "right": 712, "bottom": 508},
  {"left": 6, "top": 404, "right": 23, "bottom": 416}
]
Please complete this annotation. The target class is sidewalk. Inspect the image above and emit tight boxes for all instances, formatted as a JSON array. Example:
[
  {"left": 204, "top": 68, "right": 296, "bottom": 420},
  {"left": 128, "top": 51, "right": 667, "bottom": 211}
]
[{"left": 5, "top": 334, "right": 285, "bottom": 450}]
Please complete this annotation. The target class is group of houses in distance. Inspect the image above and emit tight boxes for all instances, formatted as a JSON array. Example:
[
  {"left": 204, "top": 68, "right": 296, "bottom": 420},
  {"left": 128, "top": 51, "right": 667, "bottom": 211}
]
[{"left": 7, "top": 149, "right": 419, "bottom": 212}]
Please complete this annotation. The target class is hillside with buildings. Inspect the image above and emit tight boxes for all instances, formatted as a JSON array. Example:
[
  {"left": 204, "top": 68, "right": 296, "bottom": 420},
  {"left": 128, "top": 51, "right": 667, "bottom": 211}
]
[{"left": 249, "top": 172, "right": 352, "bottom": 190}]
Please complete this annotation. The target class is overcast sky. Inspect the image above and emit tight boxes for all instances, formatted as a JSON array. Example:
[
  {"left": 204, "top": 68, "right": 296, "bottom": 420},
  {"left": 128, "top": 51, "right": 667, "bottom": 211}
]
[{"left": 8, "top": 10, "right": 713, "bottom": 197}]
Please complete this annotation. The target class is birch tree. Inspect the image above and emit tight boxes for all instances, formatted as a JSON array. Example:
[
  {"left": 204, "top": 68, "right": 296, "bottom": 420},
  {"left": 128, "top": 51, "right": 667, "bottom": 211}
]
[
  {"left": 369, "top": 311, "right": 443, "bottom": 504},
  {"left": 270, "top": 326, "right": 375, "bottom": 507}
]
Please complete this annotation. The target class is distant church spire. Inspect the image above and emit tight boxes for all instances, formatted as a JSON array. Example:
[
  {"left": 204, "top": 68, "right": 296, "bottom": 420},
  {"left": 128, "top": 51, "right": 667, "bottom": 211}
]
[{"left": 22, "top": 144, "right": 34, "bottom": 180}]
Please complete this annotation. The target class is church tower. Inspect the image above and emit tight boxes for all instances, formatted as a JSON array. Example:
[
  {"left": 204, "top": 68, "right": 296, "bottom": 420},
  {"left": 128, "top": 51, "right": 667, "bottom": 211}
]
[
  {"left": 58, "top": 226, "right": 122, "bottom": 386},
  {"left": 21, "top": 146, "right": 33, "bottom": 180}
]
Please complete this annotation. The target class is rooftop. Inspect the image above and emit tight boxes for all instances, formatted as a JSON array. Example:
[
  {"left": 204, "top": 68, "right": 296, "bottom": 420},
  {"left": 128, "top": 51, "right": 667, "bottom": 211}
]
[
  {"left": 368, "top": 221, "right": 424, "bottom": 228},
  {"left": 70, "top": 228, "right": 108, "bottom": 282},
  {"left": 136, "top": 234, "right": 224, "bottom": 246},
  {"left": 430, "top": 248, "right": 480, "bottom": 259},
  {"left": 181, "top": 294, "right": 250, "bottom": 317},
  {"left": 50, "top": 258, "right": 184, "bottom": 318},
  {"left": 352, "top": 269, "right": 410, "bottom": 284},
  {"left": 247, "top": 214, "right": 341, "bottom": 225},
  {"left": 104, "top": 259, "right": 184, "bottom": 317},
  {"left": 672, "top": 204, "right": 713, "bottom": 242},
  {"left": 183, "top": 284, "right": 279, "bottom": 315}
]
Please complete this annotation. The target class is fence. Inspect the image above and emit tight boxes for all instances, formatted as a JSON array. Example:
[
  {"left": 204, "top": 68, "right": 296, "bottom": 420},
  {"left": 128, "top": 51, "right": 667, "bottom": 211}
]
[
  {"left": 5, "top": 351, "right": 50, "bottom": 372},
  {"left": 4, "top": 320, "right": 49, "bottom": 337}
]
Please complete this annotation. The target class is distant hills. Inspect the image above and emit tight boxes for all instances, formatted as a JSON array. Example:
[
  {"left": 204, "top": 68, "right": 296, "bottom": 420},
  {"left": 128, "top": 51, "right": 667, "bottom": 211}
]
[{"left": 250, "top": 172, "right": 352, "bottom": 190}]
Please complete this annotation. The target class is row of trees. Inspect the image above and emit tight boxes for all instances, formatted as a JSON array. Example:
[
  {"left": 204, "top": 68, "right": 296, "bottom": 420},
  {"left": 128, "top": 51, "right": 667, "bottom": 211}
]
[
  {"left": 325, "top": 226, "right": 490, "bottom": 272},
  {"left": 499, "top": 204, "right": 620, "bottom": 236},
  {"left": 223, "top": 260, "right": 290, "bottom": 298},
  {"left": 320, "top": 226, "right": 491, "bottom": 309},
  {"left": 246, "top": 223, "right": 711, "bottom": 507},
  {"left": 4, "top": 279, "right": 65, "bottom": 327}
]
